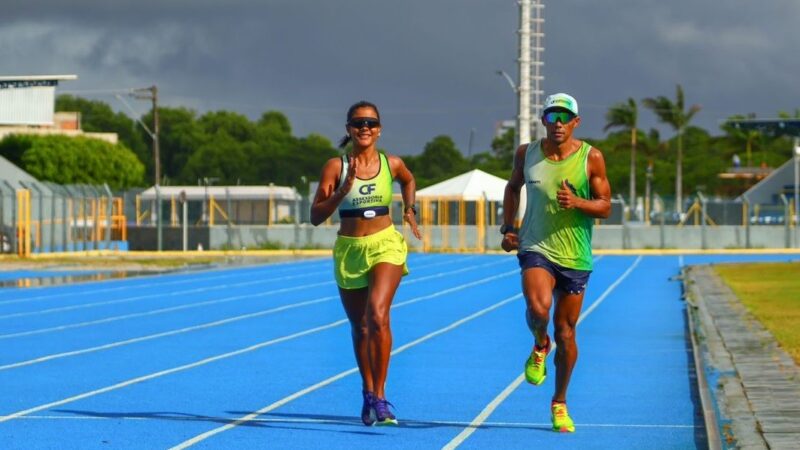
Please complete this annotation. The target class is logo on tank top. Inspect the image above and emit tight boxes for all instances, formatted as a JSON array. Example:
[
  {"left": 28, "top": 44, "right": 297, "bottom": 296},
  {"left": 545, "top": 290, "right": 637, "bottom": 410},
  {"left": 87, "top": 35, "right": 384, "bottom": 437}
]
[{"left": 358, "top": 184, "right": 376, "bottom": 195}]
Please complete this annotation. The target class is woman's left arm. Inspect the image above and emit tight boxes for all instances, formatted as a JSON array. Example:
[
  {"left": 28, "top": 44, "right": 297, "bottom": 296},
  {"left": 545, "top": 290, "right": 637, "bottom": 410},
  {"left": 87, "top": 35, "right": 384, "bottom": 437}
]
[{"left": 389, "top": 155, "right": 422, "bottom": 240}]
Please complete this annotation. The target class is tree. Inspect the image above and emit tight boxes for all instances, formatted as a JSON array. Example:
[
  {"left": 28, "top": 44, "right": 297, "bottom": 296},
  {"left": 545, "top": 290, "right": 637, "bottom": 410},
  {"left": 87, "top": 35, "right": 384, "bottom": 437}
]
[
  {"left": 181, "top": 132, "right": 256, "bottom": 185},
  {"left": 490, "top": 127, "right": 516, "bottom": 168},
  {"left": 258, "top": 111, "right": 293, "bottom": 135},
  {"left": 198, "top": 111, "right": 256, "bottom": 142},
  {"left": 55, "top": 95, "right": 149, "bottom": 167},
  {"left": 604, "top": 98, "right": 638, "bottom": 212},
  {"left": 721, "top": 114, "right": 761, "bottom": 167},
  {"left": 408, "top": 135, "right": 468, "bottom": 187},
  {"left": 642, "top": 85, "right": 701, "bottom": 212},
  {"left": 140, "top": 107, "right": 204, "bottom": 185},
  {"left": 287, "top": 133, "right": 338, "bottom": 192},
  {"left": 5, "top": 135, "right": 144, "bottom": 189}
]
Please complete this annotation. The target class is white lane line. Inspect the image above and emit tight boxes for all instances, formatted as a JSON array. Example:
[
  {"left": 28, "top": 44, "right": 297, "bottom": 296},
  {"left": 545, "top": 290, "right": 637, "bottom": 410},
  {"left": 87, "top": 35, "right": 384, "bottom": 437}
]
[
  {"left": 169, "top": 293, "right": 522, "bottom": 450},
  {"left": 578, "top": 255, "right": 642, "bottom": 322},
  {"left": 8, "top": 414, "right": 702, "bottom": 429},
  {"left": 0, "top": 260, "right": 505, "bottom": 371},
  {"left": 0, "top": 253, "right": 442, "bottom": 307},
  {"left": 442, "top": 255, "right": 643, "bottom": 449},
  {"left": 0, "top": 255, "right": 478, "bottom": 319},
  {"left": 0, "top": 270, "right": 330, "bottom": 319},
  {"left": 0, "top": 260, "right": 329, "bottom": 305},
  {"left": 0, "top": 281, "right": 333, "bottom": 340},
  {"left": 0, "top": 296, "right": 337, "bottom": 371},
  {"left": 0, "top": 269, "right": 518, "bottom": 424},
  {"left": 0, "top": 323, "right": 348, "bottom": 424},
  {"left": 0, "top": 259, "right": 509, "bottom": 340},
  {"left": 404, "top": 258, "right": 507, "bottom": 283}
]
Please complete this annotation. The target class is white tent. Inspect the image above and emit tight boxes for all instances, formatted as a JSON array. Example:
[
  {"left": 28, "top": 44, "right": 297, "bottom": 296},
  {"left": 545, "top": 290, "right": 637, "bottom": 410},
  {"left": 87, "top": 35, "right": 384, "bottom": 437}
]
[
  {"left": 139, "top": 185, "right": 300, "bottom": 201},
  {"left": 416, "top": 169, "right": 526, "bottom": 221},
  {"left": 417, "top": 169, "right": 508, "bottom": 201}
]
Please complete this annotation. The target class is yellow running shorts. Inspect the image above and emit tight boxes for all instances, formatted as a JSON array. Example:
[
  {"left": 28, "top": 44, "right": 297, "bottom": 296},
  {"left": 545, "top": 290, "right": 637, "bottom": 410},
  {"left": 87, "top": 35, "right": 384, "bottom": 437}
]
[{"left": 333, "top": 225, "right": 409, "bottom": 290}]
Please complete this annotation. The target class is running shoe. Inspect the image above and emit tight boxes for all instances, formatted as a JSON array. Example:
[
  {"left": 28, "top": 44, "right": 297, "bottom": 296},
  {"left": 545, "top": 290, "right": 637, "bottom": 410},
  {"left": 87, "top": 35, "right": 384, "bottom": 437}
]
[
  {"left": 361, "top": 390, "right": 376, "bottom": 426},
  {"left": 551, "top": 402, "right": 575, "bottom": 433},
  {"left": 524, "top": 336, "right": 550, "bottom": 385},
  {"left": 372, "top": 397, "right": 398, "bottom": 426}
]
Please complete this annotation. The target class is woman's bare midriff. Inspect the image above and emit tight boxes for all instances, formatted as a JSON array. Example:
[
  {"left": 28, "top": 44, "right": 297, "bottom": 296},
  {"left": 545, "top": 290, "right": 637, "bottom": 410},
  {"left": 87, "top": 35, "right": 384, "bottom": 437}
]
[{"left": 337, "top": 215, "right": 394, "bottom": 237}]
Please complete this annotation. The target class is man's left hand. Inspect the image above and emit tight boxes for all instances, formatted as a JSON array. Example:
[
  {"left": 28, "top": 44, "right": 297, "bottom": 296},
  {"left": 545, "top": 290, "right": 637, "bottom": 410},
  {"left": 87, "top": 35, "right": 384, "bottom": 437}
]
[{"left": 557, "top": 179, "right": 579, "bottom": 209}]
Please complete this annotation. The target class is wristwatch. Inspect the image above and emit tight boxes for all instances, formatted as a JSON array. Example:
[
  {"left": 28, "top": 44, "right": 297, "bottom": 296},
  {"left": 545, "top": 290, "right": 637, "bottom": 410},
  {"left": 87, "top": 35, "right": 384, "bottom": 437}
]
[
  {"left": 500, "top": 224, "right": 517, "bottom": 235},
  {"left": 404, "top": 205, "right": 417, "bottom": 215}
]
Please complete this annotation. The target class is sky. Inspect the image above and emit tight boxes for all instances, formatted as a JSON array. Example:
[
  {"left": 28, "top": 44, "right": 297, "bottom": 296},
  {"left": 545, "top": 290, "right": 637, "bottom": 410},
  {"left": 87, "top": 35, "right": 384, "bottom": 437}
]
[{"left": 3, "top": 0, "right": 799, "bottom": 156}]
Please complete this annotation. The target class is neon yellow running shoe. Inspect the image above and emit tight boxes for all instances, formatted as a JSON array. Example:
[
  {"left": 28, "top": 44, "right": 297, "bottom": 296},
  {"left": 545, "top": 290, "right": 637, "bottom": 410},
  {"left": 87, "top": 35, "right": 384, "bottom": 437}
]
[
  {"left": 524, "top": 337, "right": 550, "bottom": 385},
  {"left": 551, "top": 402, "right": 575, "bottom": 433}
]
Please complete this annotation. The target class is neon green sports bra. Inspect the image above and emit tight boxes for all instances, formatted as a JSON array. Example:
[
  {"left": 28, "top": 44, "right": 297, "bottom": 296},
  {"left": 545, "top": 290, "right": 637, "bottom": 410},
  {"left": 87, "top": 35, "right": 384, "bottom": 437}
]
[{"left": 337, "top": 152, "right": 394, "bottom": 219}]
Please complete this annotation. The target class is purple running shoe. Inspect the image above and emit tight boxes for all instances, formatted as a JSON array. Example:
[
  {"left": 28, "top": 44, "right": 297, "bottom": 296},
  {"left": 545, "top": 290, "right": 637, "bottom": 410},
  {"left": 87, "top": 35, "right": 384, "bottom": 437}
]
[
  {"left": 361, "top": 390, "right": 376, "bottom": 426},
  {"left": 372, "top": 397, "right": 398, "bottom": 426}
]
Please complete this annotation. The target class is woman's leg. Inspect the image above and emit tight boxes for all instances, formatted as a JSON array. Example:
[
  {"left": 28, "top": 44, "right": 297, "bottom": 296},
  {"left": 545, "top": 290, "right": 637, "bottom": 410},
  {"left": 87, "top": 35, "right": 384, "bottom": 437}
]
[
  {"left": 339, "top": 286, "right": 371, "bottom": 392},
  {"left": 366, "top": 262, "right": 404, "bottom": 399}
]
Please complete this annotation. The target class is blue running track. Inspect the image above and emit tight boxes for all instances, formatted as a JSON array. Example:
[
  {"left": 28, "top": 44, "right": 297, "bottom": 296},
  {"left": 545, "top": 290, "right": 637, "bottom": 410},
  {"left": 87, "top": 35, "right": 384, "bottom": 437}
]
[{"left": 0, "top": 253, "right": 795, "bottom": 449}]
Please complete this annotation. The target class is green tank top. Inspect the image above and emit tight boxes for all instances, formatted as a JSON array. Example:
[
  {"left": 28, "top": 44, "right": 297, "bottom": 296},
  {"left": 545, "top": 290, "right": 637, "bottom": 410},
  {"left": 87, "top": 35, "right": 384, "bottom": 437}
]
[
  {"left": 337, "top": 152, "right": 394, "bottom": 215},
  {"left": 518, "top": 140, "right": 594, "bottom": 270}
]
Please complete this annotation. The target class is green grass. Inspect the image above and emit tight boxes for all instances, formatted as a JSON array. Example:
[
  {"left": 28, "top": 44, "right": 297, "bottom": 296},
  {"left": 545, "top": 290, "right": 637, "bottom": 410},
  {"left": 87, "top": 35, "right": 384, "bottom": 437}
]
[{"left": 713, "top": 262, "right": 800, "bottom": 363}]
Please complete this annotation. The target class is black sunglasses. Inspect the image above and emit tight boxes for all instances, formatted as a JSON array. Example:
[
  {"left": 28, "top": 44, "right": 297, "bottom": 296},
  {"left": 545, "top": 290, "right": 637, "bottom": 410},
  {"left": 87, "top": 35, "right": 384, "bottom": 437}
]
[
  {"left": 348, "top": 117, "right": 381, "bottom": 129},
  {"left": 543, "top": 111, "right": 576, "bottom": 125}
]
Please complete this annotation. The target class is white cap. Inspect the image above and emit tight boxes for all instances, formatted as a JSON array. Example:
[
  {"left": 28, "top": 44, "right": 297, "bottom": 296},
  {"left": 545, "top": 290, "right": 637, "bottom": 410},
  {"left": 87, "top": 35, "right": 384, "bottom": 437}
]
[{"left": 542, "top": 93, "right": 579, "bottom": 116}]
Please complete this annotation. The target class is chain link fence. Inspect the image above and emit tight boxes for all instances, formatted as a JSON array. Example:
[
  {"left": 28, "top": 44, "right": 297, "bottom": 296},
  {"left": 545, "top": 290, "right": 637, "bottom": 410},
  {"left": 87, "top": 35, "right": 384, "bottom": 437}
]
[{"left": 0, "top": 179, "right": 126, "bottom": 255}]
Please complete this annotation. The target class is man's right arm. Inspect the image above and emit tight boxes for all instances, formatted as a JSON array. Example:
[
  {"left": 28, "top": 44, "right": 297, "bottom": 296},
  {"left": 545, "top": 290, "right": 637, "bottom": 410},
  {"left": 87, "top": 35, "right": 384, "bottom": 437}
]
[{"left": 501, "top": 144, "right": 528, "bottom": 251}]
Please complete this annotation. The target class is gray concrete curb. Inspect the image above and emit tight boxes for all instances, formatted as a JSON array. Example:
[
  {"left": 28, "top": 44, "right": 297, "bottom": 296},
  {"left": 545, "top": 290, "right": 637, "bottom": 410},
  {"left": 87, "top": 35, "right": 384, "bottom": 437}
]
[{"left": 683, "top": 265, "right": 800, "bottom": 450}]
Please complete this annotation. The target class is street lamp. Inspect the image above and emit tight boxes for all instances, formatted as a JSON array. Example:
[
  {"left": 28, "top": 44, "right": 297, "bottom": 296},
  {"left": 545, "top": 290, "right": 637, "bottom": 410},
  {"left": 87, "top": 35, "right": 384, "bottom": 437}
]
[
  {"left": 645, "top": 161, "right": 654, "bottom": 225},
  {"left": 202, "top": 177, "right": 219, "bottom": 225},
  {"left": 794, "top": 138, "right": 799, "bottom": 246},
  {"left": 496, "top": 70, "right": 529, "bottom": 147},
  {"left": 119, "top": 86, "right": 161, "bottom": 250}
]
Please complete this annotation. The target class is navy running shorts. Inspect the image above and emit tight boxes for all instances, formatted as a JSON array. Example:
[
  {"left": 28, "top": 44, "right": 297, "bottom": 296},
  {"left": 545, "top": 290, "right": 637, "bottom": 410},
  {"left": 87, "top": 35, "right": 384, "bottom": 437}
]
[{"left": 517, "top": 251, "right": 591, "bottom": 295}]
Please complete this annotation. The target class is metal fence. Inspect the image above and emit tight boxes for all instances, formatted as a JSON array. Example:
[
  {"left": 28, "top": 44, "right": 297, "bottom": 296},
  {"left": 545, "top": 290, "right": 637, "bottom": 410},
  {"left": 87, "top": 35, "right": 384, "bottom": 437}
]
[
  {"left": 0, "top": 179, "right": 127, "bottom": 255},
  {"left": 3, "top": 182, "right": 798, "bottom": 254}
]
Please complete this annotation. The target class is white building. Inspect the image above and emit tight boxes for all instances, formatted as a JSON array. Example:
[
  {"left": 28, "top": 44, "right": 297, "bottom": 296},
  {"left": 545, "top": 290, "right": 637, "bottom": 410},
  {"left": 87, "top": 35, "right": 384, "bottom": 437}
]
[{"left": 0, "top": 75, "right": 117, "bottom": 143}]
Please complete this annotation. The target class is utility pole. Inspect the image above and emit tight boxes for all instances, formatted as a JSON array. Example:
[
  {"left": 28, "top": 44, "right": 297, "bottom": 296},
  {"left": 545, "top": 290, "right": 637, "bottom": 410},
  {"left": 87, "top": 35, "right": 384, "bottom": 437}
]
[
  {"left": 517, "top": 0, "right": 532, "bottom": 147},
  {"left": 500, "top": 1, "right": 545, "bottom": 148},
  {"left": 530, "top": 0, "right": 545, "bottom": 140},
  {"left": 134, "top": 86, "right": 160, "bottom": 185},
  {"left": 467, "top": 128, "right": 475, "bottom": 157},
  {"left": 133, "top": 85, "right": 162, "bottom": 251}
]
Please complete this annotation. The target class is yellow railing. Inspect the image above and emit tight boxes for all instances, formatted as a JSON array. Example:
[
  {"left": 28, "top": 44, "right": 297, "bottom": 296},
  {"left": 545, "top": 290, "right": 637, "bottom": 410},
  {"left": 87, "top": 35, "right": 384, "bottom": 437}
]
[
  {"left": 16, "top": 189, "right": 31, "bottom": 257},
  {"left": 412, "top": 195, "right": 488, "bottom": 252},
  {"left": 12, "top": 189, "right": 127, "bottom": 256}
]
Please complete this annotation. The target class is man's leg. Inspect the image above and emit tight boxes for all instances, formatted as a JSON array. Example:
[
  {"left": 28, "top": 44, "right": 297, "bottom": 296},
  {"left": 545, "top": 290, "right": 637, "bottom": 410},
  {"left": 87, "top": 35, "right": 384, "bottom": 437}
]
[
  {"left": 522, "top": 268, "right": 556, "bottom": 385},
  {"left": 552, "top": 289, "right": 585, "bottom": 403},
  {"left": 549, "top": 289, "right": 584, "bottom": 432},
  {"left": 522, "top": 267, "right": 556, "bottom": 346}
]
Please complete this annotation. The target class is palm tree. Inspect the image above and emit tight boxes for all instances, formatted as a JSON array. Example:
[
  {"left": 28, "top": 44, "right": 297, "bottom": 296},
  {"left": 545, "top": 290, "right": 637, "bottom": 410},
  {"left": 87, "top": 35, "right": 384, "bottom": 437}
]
[
  {"left": 722, "top": 114, "right": 760, "bottom": 167},
  {"left": 604, "top": 98, "right": 638, "bottom": 215},
  {"left": 642, "top": 85, "right": 701, "bottom": 213}
]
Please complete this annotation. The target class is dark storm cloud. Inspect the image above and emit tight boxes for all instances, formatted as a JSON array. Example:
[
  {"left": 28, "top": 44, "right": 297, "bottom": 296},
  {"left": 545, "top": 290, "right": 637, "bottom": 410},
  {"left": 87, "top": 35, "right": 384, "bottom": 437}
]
[{"left": 3, "top": 0, "right": 799, "bottom": 155}]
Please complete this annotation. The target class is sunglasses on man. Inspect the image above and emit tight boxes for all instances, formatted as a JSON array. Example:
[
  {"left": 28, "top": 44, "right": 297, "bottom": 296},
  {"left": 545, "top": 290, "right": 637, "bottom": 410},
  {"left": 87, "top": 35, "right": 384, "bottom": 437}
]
[
  {"left": 348, "top": 118, "right": 381, "bottom": 129},
  {"left": 543, "top": 111, "right": 576, "bottom": 125}
]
